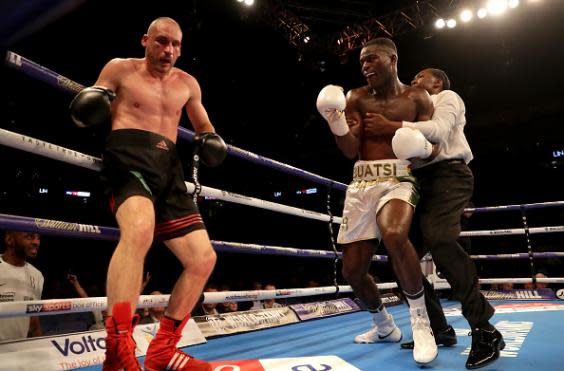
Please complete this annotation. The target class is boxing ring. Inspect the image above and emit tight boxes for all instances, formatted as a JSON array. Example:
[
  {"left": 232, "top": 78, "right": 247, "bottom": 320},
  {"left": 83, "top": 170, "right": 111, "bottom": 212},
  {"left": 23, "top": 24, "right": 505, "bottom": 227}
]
[{"left": 2, "top": 51, "right": 564, "bottom": 370}]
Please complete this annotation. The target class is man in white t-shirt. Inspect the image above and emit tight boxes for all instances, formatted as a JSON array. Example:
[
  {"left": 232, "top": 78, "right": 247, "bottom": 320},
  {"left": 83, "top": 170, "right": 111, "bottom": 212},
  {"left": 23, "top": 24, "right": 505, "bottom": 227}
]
[{"left": 0, "top": 231, "right": 44, "bottom": 341}]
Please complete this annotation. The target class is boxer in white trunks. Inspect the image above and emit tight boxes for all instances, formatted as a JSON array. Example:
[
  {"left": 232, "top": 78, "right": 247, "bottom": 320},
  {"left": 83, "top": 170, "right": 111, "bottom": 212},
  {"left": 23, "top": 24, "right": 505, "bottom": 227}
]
[{"left": 316, "top": 37, "right": 438, "bottom": 365}]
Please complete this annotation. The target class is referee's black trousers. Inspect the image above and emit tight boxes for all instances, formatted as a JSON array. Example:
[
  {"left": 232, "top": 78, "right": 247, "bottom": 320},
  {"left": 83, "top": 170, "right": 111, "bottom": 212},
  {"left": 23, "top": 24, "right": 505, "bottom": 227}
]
[{"left": 413, "top": 160, "right": 494, "bottom": 329}]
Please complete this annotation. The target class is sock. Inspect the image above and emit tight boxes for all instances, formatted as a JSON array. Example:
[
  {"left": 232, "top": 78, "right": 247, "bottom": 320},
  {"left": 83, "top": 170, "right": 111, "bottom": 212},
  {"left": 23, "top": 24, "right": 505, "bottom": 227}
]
[
  {"left": 404, "top": 287, "right": 425, "bottom": 310},
  {"left": 367, "top": 303, "right": 396, "bottom": 334},
  {"left": 164, "top": 314, "right": 184, "bottom": 331},
  {"left": 367, "top": 302, "right": 384, "bottom": 314},
  {"left": 368, "top": 303, "right": 387, "bottom": 323}
]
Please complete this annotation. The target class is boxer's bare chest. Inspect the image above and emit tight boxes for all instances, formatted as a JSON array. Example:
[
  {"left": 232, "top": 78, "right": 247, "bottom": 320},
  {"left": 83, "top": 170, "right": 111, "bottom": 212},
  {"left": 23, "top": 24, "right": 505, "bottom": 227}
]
[
  {"left": 119, "top": 70, "right": 190, "bottom": 115},
  {"left": 358, "top": 92, "right": 418, "bottom": 122}
]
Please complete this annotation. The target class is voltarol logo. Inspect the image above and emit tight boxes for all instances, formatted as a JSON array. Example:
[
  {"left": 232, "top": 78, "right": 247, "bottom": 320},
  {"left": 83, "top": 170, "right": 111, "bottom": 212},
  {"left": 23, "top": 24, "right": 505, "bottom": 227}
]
[{"left": 51, "top": 335, "right": 106, "bottom": 356}]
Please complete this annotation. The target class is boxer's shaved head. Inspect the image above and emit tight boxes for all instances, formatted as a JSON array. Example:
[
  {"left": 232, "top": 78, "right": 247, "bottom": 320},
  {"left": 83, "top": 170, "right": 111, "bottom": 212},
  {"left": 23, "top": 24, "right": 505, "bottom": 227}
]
[{"left": 147, "top": 17, "right": 181, "bottom": 37}]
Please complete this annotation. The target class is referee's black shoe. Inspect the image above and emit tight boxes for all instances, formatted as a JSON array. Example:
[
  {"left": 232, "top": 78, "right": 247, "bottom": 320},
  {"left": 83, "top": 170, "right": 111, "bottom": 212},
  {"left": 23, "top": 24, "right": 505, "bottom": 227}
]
[{"left": 465, "top": 327, "right": 505, "bottom": 369}]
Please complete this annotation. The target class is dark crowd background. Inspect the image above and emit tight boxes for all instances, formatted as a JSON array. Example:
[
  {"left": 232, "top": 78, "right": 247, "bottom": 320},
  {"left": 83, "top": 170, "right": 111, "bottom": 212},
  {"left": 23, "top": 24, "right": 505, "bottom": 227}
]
[{"left": 0, "top": 0, "right": 563, "bottom": 300}]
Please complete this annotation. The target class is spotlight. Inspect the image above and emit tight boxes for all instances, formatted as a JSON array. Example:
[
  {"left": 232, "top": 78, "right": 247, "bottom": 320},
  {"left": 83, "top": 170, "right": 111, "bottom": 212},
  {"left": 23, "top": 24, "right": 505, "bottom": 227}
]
[
  {"left": 460, "top": 9, "right": 473, "bottom": 22},
  {"left": 244, "top": 0, "right": 254, "bottom": 6},
  {"left": 477, "top": 8, "right": 488, "bottom": 18},
  {"left": 508, "top": 0, "right": 519, "bottom": 8},
  {"left": 446, "top": 18, "right": 457, "bottom": 28},
  {"left": 435, "top": 18, "right": 446, "bottom": 29},
  {"left": 487, "top": 0, "right": 508, "bottom": 15}
]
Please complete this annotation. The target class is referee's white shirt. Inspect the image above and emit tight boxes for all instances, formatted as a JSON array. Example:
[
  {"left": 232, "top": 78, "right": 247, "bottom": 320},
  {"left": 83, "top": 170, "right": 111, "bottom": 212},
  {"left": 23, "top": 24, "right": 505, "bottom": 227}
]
[{"left": 403, "top": 89, "right": 473, "bottom": 168}]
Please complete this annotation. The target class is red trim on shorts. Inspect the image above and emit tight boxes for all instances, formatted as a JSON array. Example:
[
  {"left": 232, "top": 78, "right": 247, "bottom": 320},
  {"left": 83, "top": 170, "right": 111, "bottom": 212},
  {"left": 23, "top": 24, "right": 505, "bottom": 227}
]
[
  {"left": 154, "top": 215, "right": 203, "bottom": 236},
  {"left": 109, "top": 195, "right": 116, "bottom": 213}
]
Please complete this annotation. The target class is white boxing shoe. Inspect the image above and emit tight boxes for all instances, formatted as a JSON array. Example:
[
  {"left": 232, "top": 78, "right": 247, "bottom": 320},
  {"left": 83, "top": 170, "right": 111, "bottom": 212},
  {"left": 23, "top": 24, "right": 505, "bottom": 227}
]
[
  {"left": 354, "top": 314, "right": 402, "bottom": 344},
  {"left": 410, "top": 308, "right": 438, "bottom": 365}
]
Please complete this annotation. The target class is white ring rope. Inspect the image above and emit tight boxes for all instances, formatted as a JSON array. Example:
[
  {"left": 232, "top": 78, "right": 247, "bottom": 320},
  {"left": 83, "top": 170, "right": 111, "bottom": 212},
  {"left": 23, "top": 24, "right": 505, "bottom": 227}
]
[
  {"left": 5, "top": 128, "right": 564, "bottom": 234},
  {"left": 184, "top": 183, "right": 342, "bottom": 224},
  {"left": 470, "top": 252, "right": 564, "bottom": 260},
  {"left": 0, "top": 285, "right": 376, "bottom": 319},
  {"left": 0, "top": 128, "right": 102, "bottom": 171},
  {"left": 0, "top": 128, "right": 342, "bottom": 224},
  {"left": 478, "top": 278, "right": 564, "bottom": 285},
  {"left": 469, "top": 201, "right": 564, "bottom": 213},
  {"left": 6, "top": 127, "right": 564, "bottom": 236},
  {"left": 460, "top": 225, "right": 564, "bottom": 237},
  {"left": 3, "top": 275, "right": 564, "bottom": 319},
  {"left": 214, "top": 240, "right": 385, "bottom": 262},
  {"left": 4, "top": 127, "right": 564, "bottom": 226}
]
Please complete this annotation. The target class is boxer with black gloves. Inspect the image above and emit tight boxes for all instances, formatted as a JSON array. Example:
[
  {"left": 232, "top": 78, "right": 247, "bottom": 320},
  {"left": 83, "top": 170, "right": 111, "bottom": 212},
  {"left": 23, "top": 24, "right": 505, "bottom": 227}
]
[
  {"left": 193, "top": 132, "right": 227, "bottom": 167},
  {"left": 317, "top": 38, "right": 438, "bottom": 365},
  {"left": 71, "top": 17, "right": 219, "bottom": 371},
  {"left": 70, "top": 86, "right": 116, "bottom": 127}
]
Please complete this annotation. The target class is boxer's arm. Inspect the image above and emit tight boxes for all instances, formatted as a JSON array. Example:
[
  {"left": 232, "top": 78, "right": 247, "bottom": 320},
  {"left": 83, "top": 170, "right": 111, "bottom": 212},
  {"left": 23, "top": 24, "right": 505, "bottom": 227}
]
[
  {"left": 403, "top": 90, "right": 462, "bottom": 143},
  {"left": 335, "top": 90, "right": 362, "bottom": 159},
  {"left": 69, "top": 59, "right": 123, "bottom": 128},
  {"left": 391, "top": 87, "right": 436, "bottom": 162},
  {"left": 185, "top": 75, "right": 226, "bottom": 167},
  {"left": 184, "top": 75, "right": 215, "bottom": 134},
  {"left": 93, "top": 58, "right": 123, "bottom": 92},
  {"left": 414, "top": 88, "right": 434, "bottom": 122}
]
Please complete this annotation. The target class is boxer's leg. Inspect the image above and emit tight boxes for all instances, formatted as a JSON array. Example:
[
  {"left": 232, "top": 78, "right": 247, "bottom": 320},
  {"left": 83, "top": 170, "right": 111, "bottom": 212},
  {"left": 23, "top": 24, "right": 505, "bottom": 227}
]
[
  {"left": 342, "top": 241, "right": 402, "bottom": 343},
  {"left": 378, "top": 199, "right": 437, "bottom": 364}
]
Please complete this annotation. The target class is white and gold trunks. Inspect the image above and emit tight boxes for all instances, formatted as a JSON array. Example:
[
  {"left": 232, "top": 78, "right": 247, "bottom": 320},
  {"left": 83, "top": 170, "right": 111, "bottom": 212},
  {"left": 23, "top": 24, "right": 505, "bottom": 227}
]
[{"left": 337, "top": 159, "right": 419, "bottom": 244}]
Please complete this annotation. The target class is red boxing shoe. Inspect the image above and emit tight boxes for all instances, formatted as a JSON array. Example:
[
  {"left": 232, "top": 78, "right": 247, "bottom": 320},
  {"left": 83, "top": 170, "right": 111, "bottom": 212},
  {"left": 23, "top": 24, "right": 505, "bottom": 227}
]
[
  {"left": 102, "top": 302, "right": 143, "bottom": 371},
  {"left": 144, "top": 315, "right": 211, "bottom": 371}
]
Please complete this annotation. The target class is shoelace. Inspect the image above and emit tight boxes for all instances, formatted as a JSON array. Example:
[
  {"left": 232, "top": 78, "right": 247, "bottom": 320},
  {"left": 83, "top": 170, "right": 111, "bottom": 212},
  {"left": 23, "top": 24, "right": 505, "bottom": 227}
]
[{"left": 117, "top": 335, "right": 142, "bottom": 370}]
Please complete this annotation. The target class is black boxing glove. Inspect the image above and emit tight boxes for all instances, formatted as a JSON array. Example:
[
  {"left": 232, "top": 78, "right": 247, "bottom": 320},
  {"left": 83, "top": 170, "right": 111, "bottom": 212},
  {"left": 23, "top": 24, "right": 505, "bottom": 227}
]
[
  {"left": 193, "top": 132, "right": 227, "bottom": 167},
  {"left": 69, "top": 86, "right": 116, "bottom": 127}
]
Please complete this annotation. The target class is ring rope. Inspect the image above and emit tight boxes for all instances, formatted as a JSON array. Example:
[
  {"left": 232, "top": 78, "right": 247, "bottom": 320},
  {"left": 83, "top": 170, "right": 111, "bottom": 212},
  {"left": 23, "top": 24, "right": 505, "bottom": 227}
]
[
  {"left": 470, "top": 252, "right": 564, "bottom": 260},
  {"left": 477, "top": 277, "right": 564, "bottom": 284},
  {"left": 459, "top": 226, "right": 564, "bottom": 237},
  {"left": 3, "top": 275, "right": 564, "bottom": 319},
  {"left": 0, "top": 213, "right": 386, "bottom": 261},
  {"left": 5, "top": 127, "right": 564, "bottom": 230},
  {"left": 4, "top": 213, "right": 564, "bottom": 263},
  {"left": 5, "top": 50, "right": 348, "bottom": 191},
  {"left": 468, "top": 201, "right": 564, "bottom": 213},
  {"left": 0, "top": 285, "right": 366, "bottom": 319},
  {"left": 0, "top": 127, "right": 342, "bottom": 224},
  {"left": 4, "top": 126, "right": 563, "bottom": 221}
]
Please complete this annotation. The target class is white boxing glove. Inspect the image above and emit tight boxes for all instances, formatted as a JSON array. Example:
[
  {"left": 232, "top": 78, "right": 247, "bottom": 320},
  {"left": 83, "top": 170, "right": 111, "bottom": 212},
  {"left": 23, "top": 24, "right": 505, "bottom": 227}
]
[
  {"left": 392, "top": 127, "right": 433, "bottom": 160},
  {"left": 316, "top": 85, "right": 350, "bottom": 136}
]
